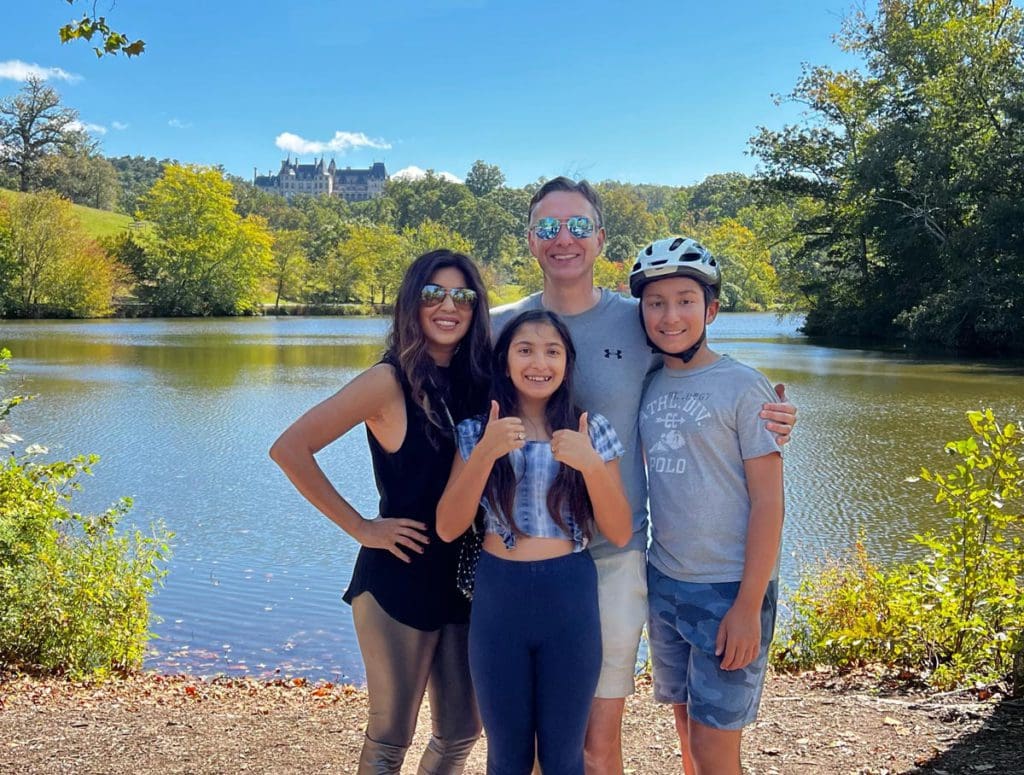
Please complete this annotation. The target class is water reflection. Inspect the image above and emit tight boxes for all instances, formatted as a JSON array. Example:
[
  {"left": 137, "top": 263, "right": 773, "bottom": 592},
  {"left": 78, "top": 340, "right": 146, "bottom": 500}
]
[{"left": 1, "top": 314, "right": 1022, "bottom": 682}]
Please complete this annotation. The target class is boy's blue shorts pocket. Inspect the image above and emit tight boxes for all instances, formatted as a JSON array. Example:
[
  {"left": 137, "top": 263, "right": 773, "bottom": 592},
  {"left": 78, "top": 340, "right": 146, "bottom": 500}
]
[{"left": 646, "top": 564, "right": 777, "bottom": 731}]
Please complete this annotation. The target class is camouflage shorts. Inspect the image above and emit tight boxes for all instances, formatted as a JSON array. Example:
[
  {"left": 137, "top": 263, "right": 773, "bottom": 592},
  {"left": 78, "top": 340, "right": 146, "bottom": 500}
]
[{"left": 646, "top": 564, "right": 777, "bottom": 730}]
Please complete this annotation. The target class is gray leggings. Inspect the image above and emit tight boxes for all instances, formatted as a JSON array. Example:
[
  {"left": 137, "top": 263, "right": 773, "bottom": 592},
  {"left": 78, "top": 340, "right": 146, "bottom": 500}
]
[{"left": 351, "top": 592, "right": 481, "bottom": 774}]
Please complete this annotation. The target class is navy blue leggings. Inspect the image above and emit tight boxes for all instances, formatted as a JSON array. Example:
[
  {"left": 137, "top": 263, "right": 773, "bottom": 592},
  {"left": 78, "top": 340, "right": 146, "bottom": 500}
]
[{"left": 469, "top": 550, "right": 602, "bottom": 775}]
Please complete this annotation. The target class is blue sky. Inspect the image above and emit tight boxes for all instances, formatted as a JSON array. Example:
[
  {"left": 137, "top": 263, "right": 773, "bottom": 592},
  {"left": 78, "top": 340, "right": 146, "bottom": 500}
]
[{"left": 2, "top": 1, "right": 860, "bottom": 187}]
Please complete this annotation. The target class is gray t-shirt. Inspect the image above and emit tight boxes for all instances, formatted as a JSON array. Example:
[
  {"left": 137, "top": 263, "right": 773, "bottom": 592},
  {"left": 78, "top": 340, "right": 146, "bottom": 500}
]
[
  {"left": 491, "top": 290, "right": 658, "bottom": 558},
  {"left": 640, "top": 355, "right": 783, "bottom": 583}
]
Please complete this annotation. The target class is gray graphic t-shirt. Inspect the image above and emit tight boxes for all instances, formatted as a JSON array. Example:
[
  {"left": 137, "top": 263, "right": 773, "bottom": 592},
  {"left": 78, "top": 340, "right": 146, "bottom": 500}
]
[{"left": 640, "top": 355, "right": 783, "bottom": 583}]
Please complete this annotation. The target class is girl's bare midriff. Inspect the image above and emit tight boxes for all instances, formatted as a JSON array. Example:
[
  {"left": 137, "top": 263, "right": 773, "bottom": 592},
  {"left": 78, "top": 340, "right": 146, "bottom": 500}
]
[{"left": 482, "top": 533, "right": 574, "bottom": 561}]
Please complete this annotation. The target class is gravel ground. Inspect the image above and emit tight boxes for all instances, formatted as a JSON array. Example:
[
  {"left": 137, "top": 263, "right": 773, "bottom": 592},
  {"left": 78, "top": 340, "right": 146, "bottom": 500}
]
[{"left": 1, "top": 669, "right": 1020, "bottom": 774}]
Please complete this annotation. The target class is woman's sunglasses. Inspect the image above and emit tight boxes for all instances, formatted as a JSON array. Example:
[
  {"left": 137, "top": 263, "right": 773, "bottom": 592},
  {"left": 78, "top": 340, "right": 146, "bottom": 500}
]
[
  {"left": 419, "top": 284, "right": 478, "bottom": 309},
  {"left": 528, "top": 216, "right": 597, "bottom": 241}
]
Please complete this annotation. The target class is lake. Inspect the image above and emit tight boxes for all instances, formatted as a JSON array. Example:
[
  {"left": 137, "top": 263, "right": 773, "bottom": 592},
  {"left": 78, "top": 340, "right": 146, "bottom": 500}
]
[{"left": 2, "top": 314, "right": 1022, "bottom": 683}]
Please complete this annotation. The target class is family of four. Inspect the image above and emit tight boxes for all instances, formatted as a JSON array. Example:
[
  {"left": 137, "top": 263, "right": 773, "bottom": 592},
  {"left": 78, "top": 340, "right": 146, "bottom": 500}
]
[{"left": 270, "top": 177, "right": 796, "bottom": 775}]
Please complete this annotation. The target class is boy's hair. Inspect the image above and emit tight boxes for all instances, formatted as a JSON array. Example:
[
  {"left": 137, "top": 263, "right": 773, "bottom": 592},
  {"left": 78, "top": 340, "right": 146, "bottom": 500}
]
[
  {"left": 485, "top": 309, "right": 595, "bottom": 540},
  {"left": 527, "top": 177, "right": 603, "bottom": 227}
]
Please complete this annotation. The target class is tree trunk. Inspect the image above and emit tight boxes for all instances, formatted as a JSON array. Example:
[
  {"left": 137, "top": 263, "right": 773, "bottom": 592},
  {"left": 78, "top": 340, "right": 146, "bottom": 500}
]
[{"left": 1012, "top": 633, "right": 1024, "bottom": 698}]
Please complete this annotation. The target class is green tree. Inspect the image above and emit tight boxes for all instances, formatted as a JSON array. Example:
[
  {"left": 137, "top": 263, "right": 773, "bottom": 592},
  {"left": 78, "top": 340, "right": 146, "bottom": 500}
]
[
  {"left": 0, "top": 190, "right": 117, "bottom": 316},
  {"left": 596, "top": 186, "right": 668, "bottom": 263},
  {"left": 447, "top": 193, "right": 522, "bottom": 264},
  {"left": 334, "top": 222, "right": 406, "bottom": 304},
  {"left": 232, "top": 179, "right": 306, "bottom": 231},
  {"left": 135, "top": 165, "right": 273, "bottom": 315},
  {"left": 515, "top": 258, "right": 543, "bottom": 295},
  {"left": 109, "top": 155, "right": 174, "bottom": 215},
  {"left": 293, "top": 193, "right": 351, "bottom": 264},
  {"left": 688, "top": 173, "right": 758, "bottom": 221},
  {"left": 753, "top": 0, "right": 1024, "bottom": 352},
  {"left": 59, "top": 0, "right": 145, "bottom": 57},
  {"left": 464, "top": 160, "right": 505, "bottom": 197},
  {"left": 36, "top": 132, "right": 120, "bottom": 210},
  {"left": 386, "top": 173, "right": 474, "bottom": 232},
  {"left": 402, "top": 219, "right": 474, "bottom": 260},
  {"left": 0, "top": 77, "right": 79, "bottom": 192},
  {"left": 269, "top": 230, "right": 309, "bottom": 311}
]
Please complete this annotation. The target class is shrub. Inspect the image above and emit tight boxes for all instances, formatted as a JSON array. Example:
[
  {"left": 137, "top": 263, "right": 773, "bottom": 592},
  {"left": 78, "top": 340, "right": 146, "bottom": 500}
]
[
  {"left": 0, "top": 350, "right": 172, "bottom": 678},
  {"left": 775, "top": 410, "right": 1023, "bottom": 689}
]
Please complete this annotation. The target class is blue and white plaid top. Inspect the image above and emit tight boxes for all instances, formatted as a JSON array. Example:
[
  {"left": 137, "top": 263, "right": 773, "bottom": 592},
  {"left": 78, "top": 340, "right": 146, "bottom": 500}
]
[{"left": 455, "top": 412, "right": 625, "bottom": 552}]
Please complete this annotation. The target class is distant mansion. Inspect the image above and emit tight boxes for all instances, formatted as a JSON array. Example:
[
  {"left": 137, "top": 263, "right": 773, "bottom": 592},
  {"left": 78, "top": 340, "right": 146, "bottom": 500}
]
[{"left": 253, "top": 159, "right": 388, "bottom": 202}]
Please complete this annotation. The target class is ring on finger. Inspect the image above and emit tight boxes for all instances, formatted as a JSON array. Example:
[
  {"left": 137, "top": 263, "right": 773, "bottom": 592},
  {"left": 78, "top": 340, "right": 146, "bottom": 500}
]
[{"left": 515, "top": 432, "right": 525, "bottom": 441}]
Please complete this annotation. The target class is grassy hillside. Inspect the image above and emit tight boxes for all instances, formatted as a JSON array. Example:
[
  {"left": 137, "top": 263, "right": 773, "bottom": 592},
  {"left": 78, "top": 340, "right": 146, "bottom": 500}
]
[{"left": 0, "top": 188, "right": 134, "bottom": 239}]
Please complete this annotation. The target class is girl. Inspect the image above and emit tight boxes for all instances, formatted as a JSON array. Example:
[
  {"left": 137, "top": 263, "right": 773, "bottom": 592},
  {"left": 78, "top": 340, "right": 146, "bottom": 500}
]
[
  {"left": 270, "top": 249, "right": 490, "bottom": 774},
  {"left": 437, "top": 309, "right": 631, "bottom": 775}
]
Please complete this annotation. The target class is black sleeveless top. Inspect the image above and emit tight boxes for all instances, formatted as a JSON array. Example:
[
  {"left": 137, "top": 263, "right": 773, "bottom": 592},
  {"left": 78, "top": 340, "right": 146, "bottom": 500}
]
[{"left": 342, "top": 358, "right": 470, "bottom": 630}]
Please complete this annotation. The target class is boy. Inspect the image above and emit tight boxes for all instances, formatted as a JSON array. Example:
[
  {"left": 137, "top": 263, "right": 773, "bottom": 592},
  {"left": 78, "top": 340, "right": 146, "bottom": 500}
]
[{"left": 629, "top": 236, "right": 784, "bottom": 775}]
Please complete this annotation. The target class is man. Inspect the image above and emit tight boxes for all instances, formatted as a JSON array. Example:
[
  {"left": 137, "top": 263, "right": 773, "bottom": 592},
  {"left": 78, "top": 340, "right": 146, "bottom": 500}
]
[{"left": 491, "top": 177, "right": 796, "bottom": 774}]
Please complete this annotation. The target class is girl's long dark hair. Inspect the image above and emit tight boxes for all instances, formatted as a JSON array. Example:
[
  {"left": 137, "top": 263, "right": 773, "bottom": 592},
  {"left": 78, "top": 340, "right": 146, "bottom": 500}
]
[
  {"left": 385, "top": 249, "right": 491, "bottom": 444},
  {"left": 484, "top": 310, "right": 595, "bottom": 540}
]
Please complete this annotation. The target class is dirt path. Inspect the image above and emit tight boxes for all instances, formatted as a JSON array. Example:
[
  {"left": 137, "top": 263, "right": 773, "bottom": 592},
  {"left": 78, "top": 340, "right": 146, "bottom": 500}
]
[{"left": 1, "top": 670, "right": 1020, "bottom": 774}]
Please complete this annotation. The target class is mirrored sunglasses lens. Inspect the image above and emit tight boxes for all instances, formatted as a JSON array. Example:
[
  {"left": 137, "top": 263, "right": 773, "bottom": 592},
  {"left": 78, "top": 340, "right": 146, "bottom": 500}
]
[
  {"left": 534, "top": 218, "right": 561, "bottom": 240},
  {"left": 567, "top": 217, "right": 594, "bottom": 238},
  {"left": 450, "top": 288, "right": 477, "bottom": 307},
  {"left": 420, "top": 285, "right": 447, "bottom": 305}
]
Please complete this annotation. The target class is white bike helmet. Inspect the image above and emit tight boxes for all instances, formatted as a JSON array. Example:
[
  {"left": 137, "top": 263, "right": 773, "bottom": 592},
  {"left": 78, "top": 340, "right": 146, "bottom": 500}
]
[{"left": 629, "top": 237, "right": 720, "bottom": 298}]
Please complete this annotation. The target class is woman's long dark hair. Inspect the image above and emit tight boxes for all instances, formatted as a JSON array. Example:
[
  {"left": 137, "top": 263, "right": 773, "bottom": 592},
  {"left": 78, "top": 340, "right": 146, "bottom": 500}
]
[
  {"left": 385, "top": 249, "right": 491, "bottom": 445},
  {"left": 484, "top": 310, "right": 595, "bottom": 540}
]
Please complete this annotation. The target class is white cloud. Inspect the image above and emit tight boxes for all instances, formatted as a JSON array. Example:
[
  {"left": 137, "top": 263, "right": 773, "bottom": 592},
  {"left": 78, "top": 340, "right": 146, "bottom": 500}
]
[
  {"left": 111, "top": 121, "right": 129, "bottom": 131},
  {"left": 275, "top": 130, "right": 392, "bottom": 155},
  {"left": 68, "top": 120, "right": 107, "bottom": 136},
  {"left": 391, "top": 165, "right": 463, "bottom": 184},
  {"left": 0, "top": 60, "right": 82, "bottom": 83},
  {"left": 168, "top": 118, "right": 192, "bottom": 129}
]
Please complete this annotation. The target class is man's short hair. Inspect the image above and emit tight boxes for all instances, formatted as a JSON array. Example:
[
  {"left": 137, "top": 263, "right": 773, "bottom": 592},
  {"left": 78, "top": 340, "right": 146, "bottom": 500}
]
[{"left": 528, "top": 177, "right": 604, "bottom": 227}]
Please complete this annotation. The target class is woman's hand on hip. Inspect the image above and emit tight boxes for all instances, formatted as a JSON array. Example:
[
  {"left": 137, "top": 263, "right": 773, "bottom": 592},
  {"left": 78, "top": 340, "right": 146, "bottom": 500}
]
[{"left": 356, "top": 517, "right": 429, "bottom": 563}]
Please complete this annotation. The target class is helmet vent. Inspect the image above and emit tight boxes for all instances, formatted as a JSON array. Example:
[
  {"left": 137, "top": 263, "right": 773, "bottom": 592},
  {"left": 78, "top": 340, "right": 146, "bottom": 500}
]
[{"left": 669, "top": 237, "right": 685, "bottom": 251}]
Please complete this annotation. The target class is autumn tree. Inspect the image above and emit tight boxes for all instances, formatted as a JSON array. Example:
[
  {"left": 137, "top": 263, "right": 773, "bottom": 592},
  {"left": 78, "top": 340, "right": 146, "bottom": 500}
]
[
  {"left": 0, "top": 78, "right": 78, "bottom": 192},
  {"left": 695, "top": 219, "right": 780, "bottom": 311},
  {"left": 0, "top": 191, "right": 117, "bottom": 316},
  {"left": 135, "top": 165, "right": 272, "bottom": 315}
]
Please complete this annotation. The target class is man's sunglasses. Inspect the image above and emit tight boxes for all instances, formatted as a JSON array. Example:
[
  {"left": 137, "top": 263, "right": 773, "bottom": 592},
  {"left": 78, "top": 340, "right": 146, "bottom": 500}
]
[
  {"left": 419, "top": 284, "right": 478, "bottom": 308},
  {"left": 528, "top": 216, "right": 597, "bottom": 241}
]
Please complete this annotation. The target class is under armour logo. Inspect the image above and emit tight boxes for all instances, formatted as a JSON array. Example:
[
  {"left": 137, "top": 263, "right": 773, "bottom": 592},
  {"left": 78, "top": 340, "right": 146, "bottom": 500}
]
[{"left": 604, "top": 349, "right": 623, "bottom": 359}]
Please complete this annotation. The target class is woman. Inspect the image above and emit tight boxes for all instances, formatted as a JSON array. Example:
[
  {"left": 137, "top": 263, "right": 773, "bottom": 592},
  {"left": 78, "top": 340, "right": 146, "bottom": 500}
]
[
  {"left": 270, "top": 249, "right": 491, "bottom": 774},
  {"left": 437, "top": 310, "right": 631, "bottom": 775}
]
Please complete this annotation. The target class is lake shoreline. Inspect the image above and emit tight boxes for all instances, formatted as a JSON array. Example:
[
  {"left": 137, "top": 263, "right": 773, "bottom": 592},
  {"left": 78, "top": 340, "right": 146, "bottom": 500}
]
[{"left": 1, "top": 668, "right": 1018, "bottom": 774}]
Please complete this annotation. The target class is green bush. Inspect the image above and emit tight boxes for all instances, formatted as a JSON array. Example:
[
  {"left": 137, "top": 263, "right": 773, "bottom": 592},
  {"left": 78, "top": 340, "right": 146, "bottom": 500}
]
[
  {"left": 0, "top": 349, "right": 172, "bottom": 678},
  {"left": 775, "top": 410, "right": 1023, "bottom": 689}
]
